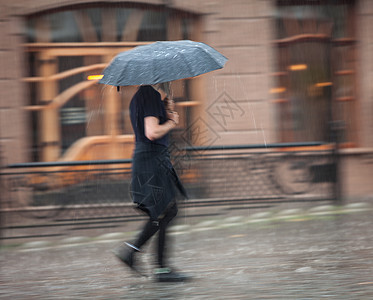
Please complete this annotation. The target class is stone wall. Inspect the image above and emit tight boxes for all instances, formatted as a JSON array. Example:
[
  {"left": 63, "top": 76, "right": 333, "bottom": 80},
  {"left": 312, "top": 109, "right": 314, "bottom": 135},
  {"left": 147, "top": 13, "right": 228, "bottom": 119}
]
[
  {"left": 357, "top": 0, "right": 373, "bottom": 148},
  {"left": 203, "top": 0, "right": 275, "bottom": 145},
  {"left": 0, "top": 5, "right": 29, "bottom": 165}
]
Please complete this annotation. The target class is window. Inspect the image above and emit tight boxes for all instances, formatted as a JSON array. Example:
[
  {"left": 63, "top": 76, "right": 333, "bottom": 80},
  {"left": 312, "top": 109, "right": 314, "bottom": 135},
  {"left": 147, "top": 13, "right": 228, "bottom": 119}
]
[
  {"left": 273, "top": 0, "right": 357, "bottom": 146},
  {"left": 24, "top": 3, "right": 199, "bottom": 161}
]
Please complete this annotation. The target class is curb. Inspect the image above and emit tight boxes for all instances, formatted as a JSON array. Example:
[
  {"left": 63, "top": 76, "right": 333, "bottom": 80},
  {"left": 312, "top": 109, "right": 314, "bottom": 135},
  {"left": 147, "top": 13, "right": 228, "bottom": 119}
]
[{"left": 3, "top": 202, "right": 372, "bottom": 252}]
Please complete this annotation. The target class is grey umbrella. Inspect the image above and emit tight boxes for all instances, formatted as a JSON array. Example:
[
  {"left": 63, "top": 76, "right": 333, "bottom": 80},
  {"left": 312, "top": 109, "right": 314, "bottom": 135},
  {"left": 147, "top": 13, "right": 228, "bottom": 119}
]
[{"left": 99, "top": 40, "right": 227, "bottom": 86}]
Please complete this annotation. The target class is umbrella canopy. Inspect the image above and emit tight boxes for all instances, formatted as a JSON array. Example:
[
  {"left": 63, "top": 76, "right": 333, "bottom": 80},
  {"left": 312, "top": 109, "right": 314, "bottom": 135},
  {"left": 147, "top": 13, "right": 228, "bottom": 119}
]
[{"left": 99, "top": 40, "right": 227, "bottom": 86}]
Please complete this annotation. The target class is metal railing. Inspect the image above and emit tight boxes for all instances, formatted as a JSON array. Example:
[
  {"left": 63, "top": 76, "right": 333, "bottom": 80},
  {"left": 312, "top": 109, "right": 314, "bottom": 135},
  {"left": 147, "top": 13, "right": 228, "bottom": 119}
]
[
  {"left": 182, "top": 142, "right": 336, "bottom": 200},
  {"left": 0, "top": 142, "right": 339, "bottom": 241}
]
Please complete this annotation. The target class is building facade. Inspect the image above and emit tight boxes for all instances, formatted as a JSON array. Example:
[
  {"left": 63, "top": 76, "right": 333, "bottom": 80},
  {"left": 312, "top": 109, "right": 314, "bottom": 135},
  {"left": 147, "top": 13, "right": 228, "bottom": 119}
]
[{"left": 0, "top": 0, "right": 372, "bottom": 200}]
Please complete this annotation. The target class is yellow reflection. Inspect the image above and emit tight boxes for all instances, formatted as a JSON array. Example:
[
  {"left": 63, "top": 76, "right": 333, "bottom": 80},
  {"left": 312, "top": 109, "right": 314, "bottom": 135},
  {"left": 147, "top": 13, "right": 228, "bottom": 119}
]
[
  {"left": 289, "top": 64, "right": 307, "bottom": 71},
  {"left": 315, "top": 82, "right": 333, "bottom": 87},
  {"left": 87, "top": 75, "right": 103, "bottom": 80},
  {"left": 270, "top": 87, "right": 286, "bottom": 94}
]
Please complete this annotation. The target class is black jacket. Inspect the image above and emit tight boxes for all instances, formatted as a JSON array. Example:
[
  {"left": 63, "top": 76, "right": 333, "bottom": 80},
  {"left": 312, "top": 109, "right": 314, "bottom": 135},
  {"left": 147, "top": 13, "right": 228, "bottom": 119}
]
[{"left": 131, "top": 142, "right": 187, "bottom": 220}]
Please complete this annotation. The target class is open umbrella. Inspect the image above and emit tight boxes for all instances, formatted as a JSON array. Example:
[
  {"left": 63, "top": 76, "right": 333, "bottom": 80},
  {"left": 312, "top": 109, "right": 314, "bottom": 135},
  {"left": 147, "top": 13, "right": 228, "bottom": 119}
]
[{"left": 99, "top": 40, "right": 227, "bottom": 86}]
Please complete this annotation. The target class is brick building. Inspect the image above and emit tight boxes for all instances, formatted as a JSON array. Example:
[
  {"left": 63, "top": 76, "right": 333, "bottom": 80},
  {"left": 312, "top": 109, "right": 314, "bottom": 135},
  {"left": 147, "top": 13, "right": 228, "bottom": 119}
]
[{"left": 0, "top": 0, "right": 372, "bottom": 199}]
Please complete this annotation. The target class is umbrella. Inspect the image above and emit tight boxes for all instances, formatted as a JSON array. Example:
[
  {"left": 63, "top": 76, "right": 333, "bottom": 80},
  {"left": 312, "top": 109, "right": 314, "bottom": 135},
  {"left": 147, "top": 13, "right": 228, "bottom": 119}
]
[{"left": 99, "top": 40, "right": 227, "bottom": 86}]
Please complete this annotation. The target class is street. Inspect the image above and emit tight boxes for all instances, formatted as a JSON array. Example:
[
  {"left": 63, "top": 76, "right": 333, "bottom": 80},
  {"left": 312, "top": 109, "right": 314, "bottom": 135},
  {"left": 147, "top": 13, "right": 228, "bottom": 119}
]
[{"left": 1, "top": 208, "right": 373, "bottom": 299}]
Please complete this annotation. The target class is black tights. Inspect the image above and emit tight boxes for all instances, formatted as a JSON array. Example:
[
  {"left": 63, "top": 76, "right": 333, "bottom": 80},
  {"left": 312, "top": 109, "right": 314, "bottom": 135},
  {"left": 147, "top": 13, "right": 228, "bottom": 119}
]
[{"left": 133, "top": 203, "right": 178, "bottom": 268}]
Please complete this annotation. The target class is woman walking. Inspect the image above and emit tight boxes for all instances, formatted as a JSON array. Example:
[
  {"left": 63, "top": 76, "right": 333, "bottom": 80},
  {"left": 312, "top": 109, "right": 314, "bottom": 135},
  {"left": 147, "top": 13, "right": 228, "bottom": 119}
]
[{"left": 114, "top": 83, "right": 189, "bottom": 282}]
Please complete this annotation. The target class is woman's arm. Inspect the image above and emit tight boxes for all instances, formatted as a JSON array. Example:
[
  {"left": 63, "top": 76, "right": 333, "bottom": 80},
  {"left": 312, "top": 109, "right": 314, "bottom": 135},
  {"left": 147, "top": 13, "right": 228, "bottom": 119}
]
[{"left": 144, "top": 111, "right": 179, "bottom": 141}]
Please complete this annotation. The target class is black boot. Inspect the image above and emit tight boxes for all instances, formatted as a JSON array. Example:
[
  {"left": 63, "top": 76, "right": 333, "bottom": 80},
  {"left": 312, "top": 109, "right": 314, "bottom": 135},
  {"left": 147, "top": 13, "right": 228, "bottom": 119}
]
[
  {"left": 113, "top": 242, "right": 146, "bottom": 277},
  {"left": 154, "top": 267, "right": 191, "bottom": 282}
]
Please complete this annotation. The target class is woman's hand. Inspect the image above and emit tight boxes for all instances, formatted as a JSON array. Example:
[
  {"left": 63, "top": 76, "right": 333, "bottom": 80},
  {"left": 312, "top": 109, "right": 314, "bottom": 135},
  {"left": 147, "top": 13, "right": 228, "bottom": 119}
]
[{"left": 167, "top": 110, "right": 179, "bottom": 125}]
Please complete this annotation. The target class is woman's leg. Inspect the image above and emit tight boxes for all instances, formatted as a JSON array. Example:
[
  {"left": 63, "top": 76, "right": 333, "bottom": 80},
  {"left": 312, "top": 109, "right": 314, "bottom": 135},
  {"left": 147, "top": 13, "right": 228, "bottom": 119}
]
[
  {"left": 133, "top": 218, "right": 160, "bottom": 249},
  {"left": 154, "top": 203, "right": 190, "bottom": 282},
  {"left": 114, "top": 216, "right": 159, "bottom": 275},
  {"left": 157, "top": 203, "right": 178, "bottom": 268}
]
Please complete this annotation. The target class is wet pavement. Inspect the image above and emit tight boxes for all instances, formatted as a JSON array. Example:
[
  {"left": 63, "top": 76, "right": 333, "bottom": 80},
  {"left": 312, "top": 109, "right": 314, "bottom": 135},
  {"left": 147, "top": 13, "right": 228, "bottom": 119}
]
[{"left": 1, "top": 208, "right": 373, "bottom": 299}]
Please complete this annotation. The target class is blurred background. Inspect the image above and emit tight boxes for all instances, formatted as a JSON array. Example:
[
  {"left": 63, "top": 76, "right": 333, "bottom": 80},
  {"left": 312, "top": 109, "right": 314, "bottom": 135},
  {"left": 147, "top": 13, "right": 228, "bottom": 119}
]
[
  {"left": 0, "top": 0, "right": 372, "bottom": 241},
  {"left": 1, "top": 1, "right": 373, "bottom": 298}
]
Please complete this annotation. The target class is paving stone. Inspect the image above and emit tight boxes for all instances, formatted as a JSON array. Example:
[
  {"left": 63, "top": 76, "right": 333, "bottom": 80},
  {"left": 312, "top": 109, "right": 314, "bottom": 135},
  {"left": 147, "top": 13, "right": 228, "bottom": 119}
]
[
  {"left": 276, "top": 208, "right": 303, "bottom": 217},
  {"left": 223, "top": 216, "right": 245, "bottom": 223},
  {"left": 194, "top": 220, "right": 219, "bottom": 228},
  {"left": 21, "top": 241, "right": 52, "bottom": 249},
  {"left": 308, "top": 205, "right": 337, "bottom": 213},
  {"left": 249, "top": 211, "right": 273, "bottom": 219},
  {"left": 345, "top": 202, "right": 371, "bottom": 210},
  {"left": 59, "top": 236, "right": 90, "bottom": 245},
  {"left": 168, "top": 224, "right": 191, "bottom": 232},
  {"left": 96, "top": 232, "right": 127, "bottom": 240}
]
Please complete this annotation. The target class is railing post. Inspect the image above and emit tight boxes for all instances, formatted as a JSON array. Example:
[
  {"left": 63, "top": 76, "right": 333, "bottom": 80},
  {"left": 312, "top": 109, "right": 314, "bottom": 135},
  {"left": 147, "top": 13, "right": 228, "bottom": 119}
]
[{"left": 330, "top": 121, "right": 344, "bottom": 205}]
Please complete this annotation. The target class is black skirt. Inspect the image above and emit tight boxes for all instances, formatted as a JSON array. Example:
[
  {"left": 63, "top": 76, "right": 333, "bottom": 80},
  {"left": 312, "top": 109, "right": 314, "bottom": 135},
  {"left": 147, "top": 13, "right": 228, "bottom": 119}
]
[{"left": 130, "top": 142, "right": 187, "bottom": 220}]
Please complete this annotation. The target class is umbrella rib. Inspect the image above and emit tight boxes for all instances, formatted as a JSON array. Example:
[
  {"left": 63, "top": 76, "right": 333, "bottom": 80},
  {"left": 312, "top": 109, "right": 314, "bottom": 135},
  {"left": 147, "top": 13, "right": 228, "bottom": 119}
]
[
  {"left": 151, "top": 53, "right": 158, "bottom": 84},
  {"left": 118, "top": 58, "right": 130, "bottom": 86},
  {"left": 198, "top": 46, "right": 227, "bottom": 70},
  {"left": 178, "top": 51, "right": 196, "bottom": 79}
]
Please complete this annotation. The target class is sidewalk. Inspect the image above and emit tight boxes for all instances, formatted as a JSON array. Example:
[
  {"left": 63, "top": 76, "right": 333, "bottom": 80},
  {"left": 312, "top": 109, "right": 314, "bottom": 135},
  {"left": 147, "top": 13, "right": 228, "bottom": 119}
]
[{"left": 1, "top": 203, "right": 373, "bottom": 299}]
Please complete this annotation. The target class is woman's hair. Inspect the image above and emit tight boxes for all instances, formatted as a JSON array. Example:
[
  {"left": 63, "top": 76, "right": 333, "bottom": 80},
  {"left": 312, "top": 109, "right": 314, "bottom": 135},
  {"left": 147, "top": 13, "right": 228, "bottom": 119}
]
[{"left": 153, "top": 82, "right": 171, "bottom": 98}]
